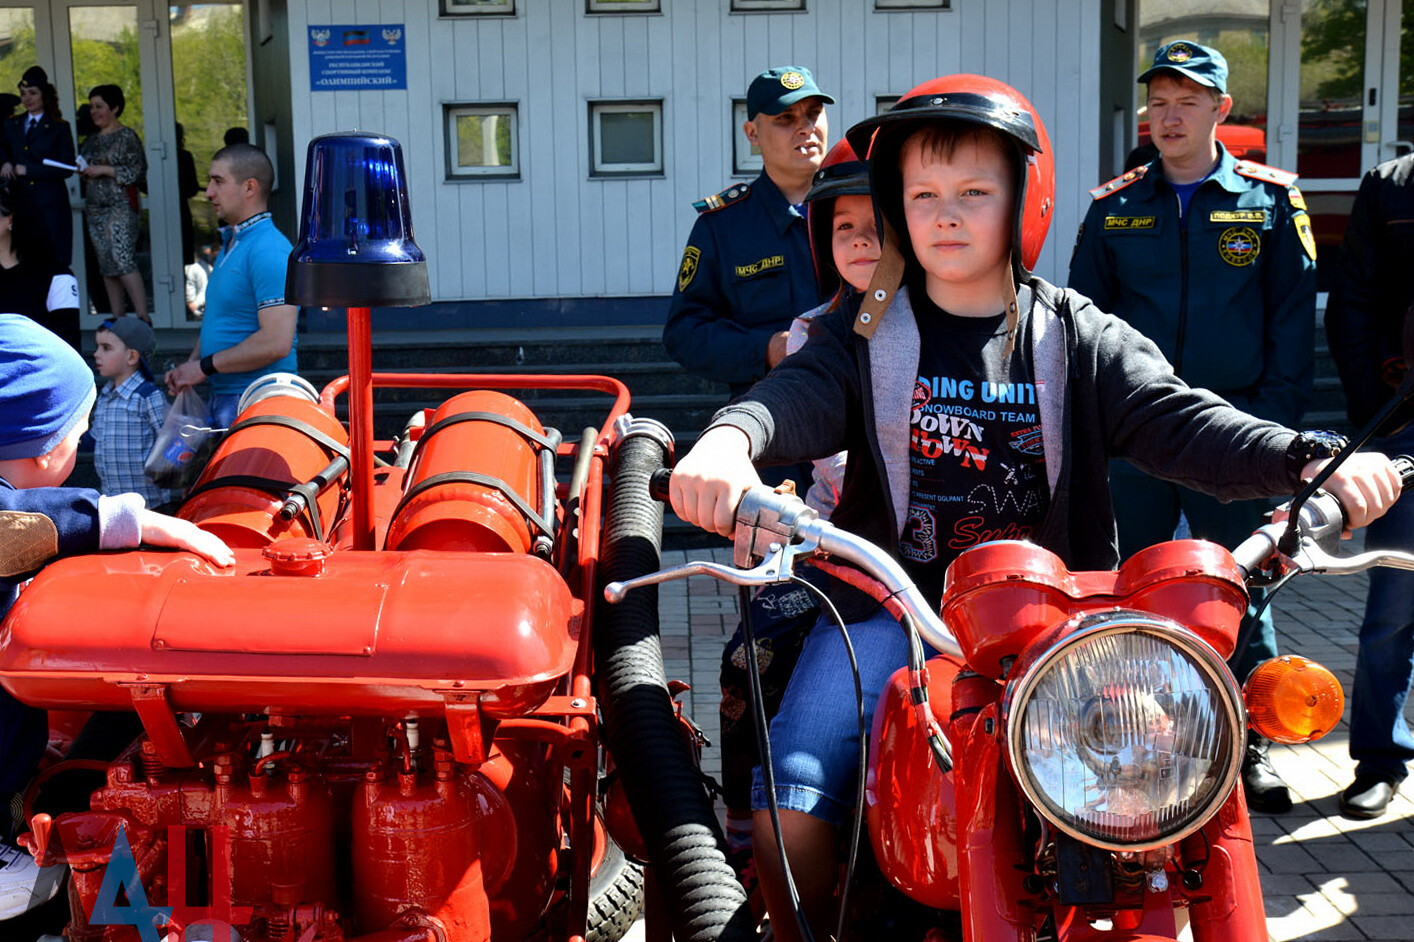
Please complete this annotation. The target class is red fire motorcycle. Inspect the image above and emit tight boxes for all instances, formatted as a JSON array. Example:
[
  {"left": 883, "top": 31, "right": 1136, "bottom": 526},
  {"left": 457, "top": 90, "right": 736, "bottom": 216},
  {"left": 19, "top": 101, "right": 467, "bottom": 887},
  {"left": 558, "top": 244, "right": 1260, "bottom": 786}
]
[
  {"left": 0, "top": 133, "right": 757, "bottom": 942},
  {"left": 606, "top": 453, "right": 1414, "bottom": 942}
]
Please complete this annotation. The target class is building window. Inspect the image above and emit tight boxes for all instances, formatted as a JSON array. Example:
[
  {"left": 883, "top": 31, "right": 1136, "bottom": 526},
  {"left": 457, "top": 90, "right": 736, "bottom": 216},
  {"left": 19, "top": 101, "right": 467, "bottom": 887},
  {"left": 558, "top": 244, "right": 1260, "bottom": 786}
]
[
  {"left": 732, "top": 0, "right": 806, "bottom": 10},
  {"left": 590, "top": 101, "right": 663, "bottom": 176},
  {"left": 732, "top": 99, "right": 762, "bottom": 175},
  {"left": 876, "top": 0, "right": 949, "bottom": 8},
  {"left": 441, "top": 0, "right": 515, "bottom": 14},
  {"left": 587, "top": 0, "right": 659, "bottom": 12},
  {"left": 876, "top": 95, "right": 901, "bottom": 114},
  {"left": 445, "top": 104, "right": 518, "bottom": 179}
]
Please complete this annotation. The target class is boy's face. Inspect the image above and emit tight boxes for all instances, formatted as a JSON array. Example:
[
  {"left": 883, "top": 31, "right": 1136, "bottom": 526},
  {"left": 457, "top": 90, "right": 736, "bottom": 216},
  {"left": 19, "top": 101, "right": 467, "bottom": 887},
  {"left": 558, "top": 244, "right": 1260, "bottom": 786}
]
[
  {"left": 900, "top": 134, "right": 1015, "bottom": 300},
  {"left": 745, "top": 98, "right": 828, "bottom": 179},
  {"left": 93, "top": 328, "right": 137, "bottom": 380},
  {"left": 1145, "top": 73, "right": 1232, "bottom": 166},
  {"left": 830, "top": 194, "right": 881, "bottom": 294}
]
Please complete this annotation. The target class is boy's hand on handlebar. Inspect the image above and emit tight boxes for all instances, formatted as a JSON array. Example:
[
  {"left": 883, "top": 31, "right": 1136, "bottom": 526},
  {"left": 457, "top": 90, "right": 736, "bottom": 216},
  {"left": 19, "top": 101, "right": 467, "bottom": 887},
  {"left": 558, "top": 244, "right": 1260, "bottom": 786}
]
[
  {"left": 669, "top": 426, "right": 762, "bottom": 538},
  {"left": 1296, "top": 453, "right": 1403, "bottom": 535}
]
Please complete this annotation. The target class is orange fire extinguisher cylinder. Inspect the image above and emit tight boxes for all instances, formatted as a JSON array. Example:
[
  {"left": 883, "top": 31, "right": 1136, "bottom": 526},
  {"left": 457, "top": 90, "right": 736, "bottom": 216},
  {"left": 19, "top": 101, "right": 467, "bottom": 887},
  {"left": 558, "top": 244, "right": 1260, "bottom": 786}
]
[
  {"left": 180, "top": 395, "right": 350, "bottom": 548},
  {"left": 352, "top": 758, "right": 492, "bottom": 934},
  {"left": 384, "top": 390, "right": 546, "bottom": 554}
]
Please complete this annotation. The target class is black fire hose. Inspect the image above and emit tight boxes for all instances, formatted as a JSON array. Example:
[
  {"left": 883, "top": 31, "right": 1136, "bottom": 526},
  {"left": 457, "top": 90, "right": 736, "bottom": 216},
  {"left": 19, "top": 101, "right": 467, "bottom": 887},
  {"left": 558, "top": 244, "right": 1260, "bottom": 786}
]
[{"left": 594, "top": 419, "right": 755, "bottom": 942}]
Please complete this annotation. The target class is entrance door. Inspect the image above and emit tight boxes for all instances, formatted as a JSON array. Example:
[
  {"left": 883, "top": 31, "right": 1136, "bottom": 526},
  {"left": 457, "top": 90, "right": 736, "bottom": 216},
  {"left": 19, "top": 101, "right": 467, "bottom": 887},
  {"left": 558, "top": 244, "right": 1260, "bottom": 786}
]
[
  {"left": 1268, "top": 0, "right": 1411, "bottom": 287},
  {"left": 1, "top": 1, "right": 187, "bottom": 328}
]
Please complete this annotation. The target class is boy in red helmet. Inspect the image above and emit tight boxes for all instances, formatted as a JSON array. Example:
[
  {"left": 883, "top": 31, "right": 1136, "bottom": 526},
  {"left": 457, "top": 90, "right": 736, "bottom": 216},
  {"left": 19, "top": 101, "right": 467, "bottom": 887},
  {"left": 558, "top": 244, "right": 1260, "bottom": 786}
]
[{"left": 668, "top": 74, "right": 1403, "bottom": 942}]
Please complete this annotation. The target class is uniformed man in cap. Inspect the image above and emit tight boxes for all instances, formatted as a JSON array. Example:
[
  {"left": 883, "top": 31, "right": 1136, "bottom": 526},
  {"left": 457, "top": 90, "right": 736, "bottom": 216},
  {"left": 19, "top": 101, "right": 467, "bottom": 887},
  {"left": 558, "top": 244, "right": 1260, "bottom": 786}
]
[
  {"left": 1069, "top": 41, "right": 1317, "bottom": 814},
  {"left": 663, "top": 65, "right": 834, "bottom": 398}
]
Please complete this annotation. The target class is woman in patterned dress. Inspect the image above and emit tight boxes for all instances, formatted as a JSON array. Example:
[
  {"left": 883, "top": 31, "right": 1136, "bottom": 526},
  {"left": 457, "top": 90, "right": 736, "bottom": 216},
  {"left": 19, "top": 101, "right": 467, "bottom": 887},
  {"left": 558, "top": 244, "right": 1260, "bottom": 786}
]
[{"left": 79, "top": 84, "right": 148, "bottom": 323}]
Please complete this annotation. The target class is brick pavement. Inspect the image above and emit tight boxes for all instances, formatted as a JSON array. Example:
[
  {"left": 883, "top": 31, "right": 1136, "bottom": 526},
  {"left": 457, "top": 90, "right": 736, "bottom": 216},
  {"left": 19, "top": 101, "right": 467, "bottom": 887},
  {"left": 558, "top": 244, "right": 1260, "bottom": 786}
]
[{"left": 646, "top": 543, "right": 1414, "bottom": 942}]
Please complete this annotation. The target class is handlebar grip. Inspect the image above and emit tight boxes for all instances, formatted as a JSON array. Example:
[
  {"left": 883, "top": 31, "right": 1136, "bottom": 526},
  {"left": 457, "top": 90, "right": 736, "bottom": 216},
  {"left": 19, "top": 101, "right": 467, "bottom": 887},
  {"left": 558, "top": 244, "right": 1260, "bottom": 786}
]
[
  {"left": 649, "top": 467, "right": 672, "bottom": 502},
  {"left": 1396, "top": 455, "right": 1414, "bottom": 490}
]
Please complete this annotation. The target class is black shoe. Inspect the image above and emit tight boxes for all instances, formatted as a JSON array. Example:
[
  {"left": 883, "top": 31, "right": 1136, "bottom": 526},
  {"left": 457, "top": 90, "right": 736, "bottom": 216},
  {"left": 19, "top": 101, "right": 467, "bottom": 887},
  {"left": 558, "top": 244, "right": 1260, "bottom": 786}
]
[
  {"left": 1242, "top": 733, "right": 1292, "bottom": 814},
  {"left": 1339, "top": 775, "right": 1400, "bottom": 819}
]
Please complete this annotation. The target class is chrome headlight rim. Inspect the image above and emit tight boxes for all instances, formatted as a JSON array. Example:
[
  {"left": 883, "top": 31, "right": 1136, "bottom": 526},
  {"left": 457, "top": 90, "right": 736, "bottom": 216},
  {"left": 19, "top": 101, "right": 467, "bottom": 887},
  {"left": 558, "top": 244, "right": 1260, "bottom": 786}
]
[{"left": 1003, "top": 611, "right": 1246, "bottom": 852}]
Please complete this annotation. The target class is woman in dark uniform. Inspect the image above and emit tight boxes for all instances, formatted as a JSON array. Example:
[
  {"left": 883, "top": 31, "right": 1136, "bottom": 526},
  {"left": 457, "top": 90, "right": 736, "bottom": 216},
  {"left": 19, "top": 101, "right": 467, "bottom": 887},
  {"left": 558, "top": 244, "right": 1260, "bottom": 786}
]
[{"left": 0, "top": 66, "right": 76, "bottom": 266}]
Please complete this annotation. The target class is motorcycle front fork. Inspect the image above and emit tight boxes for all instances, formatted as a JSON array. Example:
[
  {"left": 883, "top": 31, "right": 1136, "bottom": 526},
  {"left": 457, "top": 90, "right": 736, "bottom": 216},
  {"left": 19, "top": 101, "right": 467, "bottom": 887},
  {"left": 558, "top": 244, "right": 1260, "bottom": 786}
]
[{"left": 951, "top": 702, "right": 1266, "bottom": 942}]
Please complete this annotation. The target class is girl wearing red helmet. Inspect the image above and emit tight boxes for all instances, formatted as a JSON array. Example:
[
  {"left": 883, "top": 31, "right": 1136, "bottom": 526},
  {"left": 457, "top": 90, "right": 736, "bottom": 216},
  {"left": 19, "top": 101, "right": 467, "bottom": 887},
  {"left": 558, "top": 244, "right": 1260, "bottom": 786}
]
[
  {"left": 716, "top": 139, "right": 876, "bottom": 894},
  {"left": 667, "top": 76, "right": 1400, "bottom": 942}
]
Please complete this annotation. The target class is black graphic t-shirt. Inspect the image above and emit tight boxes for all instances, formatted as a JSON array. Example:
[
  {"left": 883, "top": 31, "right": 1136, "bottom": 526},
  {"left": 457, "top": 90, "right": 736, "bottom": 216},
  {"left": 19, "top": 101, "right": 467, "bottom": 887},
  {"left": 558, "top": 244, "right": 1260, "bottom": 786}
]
[{"left": 899, "top": 286, "right": 1050, "bottom": 595}]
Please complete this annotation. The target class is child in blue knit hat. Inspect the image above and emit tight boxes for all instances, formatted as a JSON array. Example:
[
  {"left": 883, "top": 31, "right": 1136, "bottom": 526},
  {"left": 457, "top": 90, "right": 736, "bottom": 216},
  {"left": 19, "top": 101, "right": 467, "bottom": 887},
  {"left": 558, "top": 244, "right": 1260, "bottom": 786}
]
[{"left": 0, "top": 312, "right": 232, "bottom": 917}]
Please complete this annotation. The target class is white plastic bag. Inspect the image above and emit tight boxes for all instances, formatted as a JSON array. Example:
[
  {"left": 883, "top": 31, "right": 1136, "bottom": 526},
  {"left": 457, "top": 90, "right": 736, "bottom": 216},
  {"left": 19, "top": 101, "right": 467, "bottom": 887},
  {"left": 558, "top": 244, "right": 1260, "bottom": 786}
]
[{"left": 144, "top": 387, "right": 217, "bottom": 490}]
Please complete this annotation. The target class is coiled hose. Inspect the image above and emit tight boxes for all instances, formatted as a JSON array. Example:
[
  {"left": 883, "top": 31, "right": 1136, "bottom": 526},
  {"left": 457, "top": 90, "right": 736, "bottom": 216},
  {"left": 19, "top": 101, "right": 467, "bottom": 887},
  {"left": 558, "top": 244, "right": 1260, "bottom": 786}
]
[{"left": 594, "top": 424, "right": 755, "bottom": 942}]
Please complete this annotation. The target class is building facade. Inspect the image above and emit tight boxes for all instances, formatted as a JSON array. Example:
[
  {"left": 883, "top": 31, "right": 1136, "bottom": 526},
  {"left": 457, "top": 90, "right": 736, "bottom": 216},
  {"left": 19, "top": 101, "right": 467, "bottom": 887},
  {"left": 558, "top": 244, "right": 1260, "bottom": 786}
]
[{"left": 1, "top": 0, "right": 1407, "bottom": 332}]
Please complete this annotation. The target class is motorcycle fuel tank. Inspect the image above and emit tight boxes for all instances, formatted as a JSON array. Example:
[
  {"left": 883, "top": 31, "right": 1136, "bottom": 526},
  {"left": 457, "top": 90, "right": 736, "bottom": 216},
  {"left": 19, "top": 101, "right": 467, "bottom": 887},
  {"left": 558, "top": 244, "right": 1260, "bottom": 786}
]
[{"left": 0, "top": 546, "right": 579, "bottom": 718}]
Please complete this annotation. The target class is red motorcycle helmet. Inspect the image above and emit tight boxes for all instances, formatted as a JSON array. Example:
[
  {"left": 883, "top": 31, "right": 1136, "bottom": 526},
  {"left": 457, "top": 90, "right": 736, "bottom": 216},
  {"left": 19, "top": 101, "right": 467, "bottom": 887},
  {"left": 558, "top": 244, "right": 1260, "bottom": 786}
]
[
  {"left": 805, "top": 139, "right": 871, "bottom": 298},
  {"left": 845, "top": 74, "right": 1055, "bottom": 279}
]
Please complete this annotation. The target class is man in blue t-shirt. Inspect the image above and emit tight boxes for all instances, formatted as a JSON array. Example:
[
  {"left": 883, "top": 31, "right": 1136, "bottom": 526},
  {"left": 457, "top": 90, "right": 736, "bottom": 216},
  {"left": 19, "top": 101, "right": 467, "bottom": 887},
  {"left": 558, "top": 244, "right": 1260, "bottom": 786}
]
[{"left": 165, "top": 144, "right": 296, "bottom": 428}]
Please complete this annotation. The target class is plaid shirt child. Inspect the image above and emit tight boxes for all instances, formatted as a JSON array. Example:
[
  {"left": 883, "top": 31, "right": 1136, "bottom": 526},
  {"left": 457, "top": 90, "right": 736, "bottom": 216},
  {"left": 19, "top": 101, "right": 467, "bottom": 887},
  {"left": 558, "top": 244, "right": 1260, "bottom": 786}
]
[{"left": 92, "top": 372, "right": 176, "bottom": 506}]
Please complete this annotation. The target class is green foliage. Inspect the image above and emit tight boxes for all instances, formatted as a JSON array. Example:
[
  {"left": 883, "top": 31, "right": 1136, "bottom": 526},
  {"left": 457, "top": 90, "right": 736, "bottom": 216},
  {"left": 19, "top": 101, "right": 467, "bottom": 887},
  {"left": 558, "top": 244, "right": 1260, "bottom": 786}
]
[
  {"left": 71, "top": 26, "right": 144, "bottom": 135},
  {"left": 1300, "top": 0, "right": 1367, "bottom": 102},
  {"left": 171, "top": 6, "right": 247, "bottom": 248},
  {"left": 456, "top": 112, "right": 512, "bottom": 167},
  {"left": 0, "top": 18, "right": 39, "bottom": 92}
]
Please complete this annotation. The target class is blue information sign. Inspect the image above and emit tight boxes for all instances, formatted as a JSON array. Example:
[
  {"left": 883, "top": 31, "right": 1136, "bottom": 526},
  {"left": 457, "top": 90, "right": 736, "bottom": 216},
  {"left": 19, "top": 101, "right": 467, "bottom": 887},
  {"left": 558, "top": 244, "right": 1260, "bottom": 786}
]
[{"left": 308, "top": 24, "right": 407, "bottom": 91}]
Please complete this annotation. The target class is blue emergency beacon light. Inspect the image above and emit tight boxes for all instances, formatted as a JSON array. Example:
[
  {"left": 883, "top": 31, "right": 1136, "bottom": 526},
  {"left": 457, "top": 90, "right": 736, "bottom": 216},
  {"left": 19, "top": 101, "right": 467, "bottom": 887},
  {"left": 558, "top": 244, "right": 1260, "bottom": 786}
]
[{"left": 286, "top": 132, "right": 430, "bottom": 549}]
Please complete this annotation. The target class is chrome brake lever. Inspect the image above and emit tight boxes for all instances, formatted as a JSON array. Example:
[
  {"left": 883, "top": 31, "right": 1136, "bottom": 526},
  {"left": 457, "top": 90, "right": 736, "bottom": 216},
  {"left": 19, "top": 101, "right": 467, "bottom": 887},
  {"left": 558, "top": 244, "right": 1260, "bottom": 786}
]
[
  {"left": 1288, "top": 538, "right": 1414, "bottom": 577},
  {"left": 603, "top": 538, "right": 815, "bottom": 604}
]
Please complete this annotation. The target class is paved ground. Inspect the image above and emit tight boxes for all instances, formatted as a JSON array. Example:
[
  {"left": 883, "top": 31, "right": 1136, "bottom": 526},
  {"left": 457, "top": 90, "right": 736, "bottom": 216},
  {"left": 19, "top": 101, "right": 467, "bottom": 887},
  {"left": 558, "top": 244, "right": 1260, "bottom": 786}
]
[{"left": 630, "top": 541, "right": 1414, "bottom": 942}]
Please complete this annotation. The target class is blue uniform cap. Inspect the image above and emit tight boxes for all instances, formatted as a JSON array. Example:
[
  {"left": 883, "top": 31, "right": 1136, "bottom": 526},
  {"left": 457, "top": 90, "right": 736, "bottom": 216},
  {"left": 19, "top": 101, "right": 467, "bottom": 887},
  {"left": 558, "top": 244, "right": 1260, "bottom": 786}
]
[
  {"left": 1138, "top": 41, "right": 1228, "bottom": 95},
  {"left": 746, "top": 66, "right": 835, "bottom": 119},
  {"left": 0, "top": 313, "right": 97, "bottom": 460}
]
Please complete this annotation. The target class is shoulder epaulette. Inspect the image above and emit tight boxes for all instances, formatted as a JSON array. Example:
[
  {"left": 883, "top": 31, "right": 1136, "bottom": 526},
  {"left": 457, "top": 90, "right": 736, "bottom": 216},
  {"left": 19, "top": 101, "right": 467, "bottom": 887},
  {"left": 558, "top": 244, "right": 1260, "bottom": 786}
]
[
  {"left": 693, "top": 183, "right": 751, "bottom": 214},
  {"left": 1089, "top": 165, "right": 1148, "bottom": 200},
  {"left": 1234, "top": 160, "right": 1298, "bottom": 188}
]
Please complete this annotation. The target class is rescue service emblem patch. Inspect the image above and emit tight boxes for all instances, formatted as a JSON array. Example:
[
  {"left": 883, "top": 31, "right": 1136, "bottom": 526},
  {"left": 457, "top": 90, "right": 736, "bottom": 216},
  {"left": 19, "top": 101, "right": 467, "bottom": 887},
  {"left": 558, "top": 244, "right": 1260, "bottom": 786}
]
[
  {"left": 735, "top": 255, "right": 785, "bottom": 279},
  {"left": 1104, "top": 215, "right": 1156, "bottom": 230},
  {"left": 677, "top": 246, "right": 701, "bottom": 292},
  {"left": 780, "top": 70, "right": 805, "bottom": 90},
  {"left": 1218, "top": 226, "right": 1261, "bottom": 266},
  {"left": 1294, "top": 211, "right": 1317, "bottom": 261},
  {"left": 1288, "top": 187, "right": 1307, "bottom": 211},
  {"left": 1167, "top": 42, "right": 1194, "bottom": 63},
  {"left": 1209, "top": 210, "right": 1267, "bottom": 224}
]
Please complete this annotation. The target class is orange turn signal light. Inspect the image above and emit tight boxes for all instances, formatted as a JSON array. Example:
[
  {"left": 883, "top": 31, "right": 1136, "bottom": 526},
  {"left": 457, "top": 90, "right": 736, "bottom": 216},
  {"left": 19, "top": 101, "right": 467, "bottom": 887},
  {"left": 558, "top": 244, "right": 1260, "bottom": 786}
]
[{"left": 1243, "top": 655, "right": 1345, "bottom": 745}]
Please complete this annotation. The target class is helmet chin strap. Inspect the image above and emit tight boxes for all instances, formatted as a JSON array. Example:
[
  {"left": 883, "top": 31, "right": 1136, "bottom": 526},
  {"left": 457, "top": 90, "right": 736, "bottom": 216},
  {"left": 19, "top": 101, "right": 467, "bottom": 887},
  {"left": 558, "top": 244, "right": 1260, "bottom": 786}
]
[
  {"left": 1001, "top": 275, "right": 1019, "bottom": 362},
  {"left": 855, "top": 217, "right": 1022, "bottom": 362},
  {"left": 854, "top": 217, "right": 905, "bottom": 340}
]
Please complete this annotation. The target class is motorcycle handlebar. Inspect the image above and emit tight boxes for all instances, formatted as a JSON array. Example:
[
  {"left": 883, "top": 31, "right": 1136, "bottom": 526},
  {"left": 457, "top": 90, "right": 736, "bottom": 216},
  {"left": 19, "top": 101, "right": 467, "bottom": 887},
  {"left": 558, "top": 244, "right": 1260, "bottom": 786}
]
[
  {"left": 1230, "top": 454, "right": 1414, "bottom": 577},
  {"left": 649, "top": 467, "right": 673, "bottom": 503},
  {"left": 625, "top": 467, "right": 963, "bottom": 660}
]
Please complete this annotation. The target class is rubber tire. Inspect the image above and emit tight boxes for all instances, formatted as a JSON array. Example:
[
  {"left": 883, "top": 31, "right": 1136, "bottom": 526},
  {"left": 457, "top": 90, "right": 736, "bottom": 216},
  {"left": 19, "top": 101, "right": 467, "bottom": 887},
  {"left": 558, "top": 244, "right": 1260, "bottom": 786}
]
[{"left": 587, "top": 835, "right": 645, "bottom": 942}]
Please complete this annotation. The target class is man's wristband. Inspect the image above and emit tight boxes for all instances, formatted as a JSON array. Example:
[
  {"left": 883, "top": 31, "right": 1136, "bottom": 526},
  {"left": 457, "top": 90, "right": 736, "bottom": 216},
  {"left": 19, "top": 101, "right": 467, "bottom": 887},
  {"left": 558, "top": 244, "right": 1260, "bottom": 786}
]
[
  {"left": 1285, "top": 430, "right": 1348, "bottom": 480},
  {"left": 199, "top": 353, "right": 219, "bottom": 376}
]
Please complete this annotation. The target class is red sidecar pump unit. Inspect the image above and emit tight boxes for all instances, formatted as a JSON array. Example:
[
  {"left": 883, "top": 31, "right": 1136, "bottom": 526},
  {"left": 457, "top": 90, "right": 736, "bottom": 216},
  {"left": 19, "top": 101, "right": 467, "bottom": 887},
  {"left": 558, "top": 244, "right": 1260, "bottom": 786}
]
[{"left": 0, "top": 133, "right": 752, "bottom": 942}]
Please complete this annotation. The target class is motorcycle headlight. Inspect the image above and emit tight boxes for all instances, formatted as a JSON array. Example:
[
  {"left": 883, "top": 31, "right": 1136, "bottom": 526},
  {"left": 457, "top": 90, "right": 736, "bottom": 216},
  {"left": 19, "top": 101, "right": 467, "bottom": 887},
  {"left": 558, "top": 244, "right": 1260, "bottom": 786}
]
[{"left": 1003, "top": 612, "right": 1245, "bottom": 851}]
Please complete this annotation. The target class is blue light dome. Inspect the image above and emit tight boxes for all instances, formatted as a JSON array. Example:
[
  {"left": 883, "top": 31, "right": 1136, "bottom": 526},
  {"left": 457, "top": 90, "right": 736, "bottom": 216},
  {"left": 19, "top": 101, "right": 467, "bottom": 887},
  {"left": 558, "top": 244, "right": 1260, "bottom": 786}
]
[{"left": 286, "top": 132, "right": 430, "bottom": 307}]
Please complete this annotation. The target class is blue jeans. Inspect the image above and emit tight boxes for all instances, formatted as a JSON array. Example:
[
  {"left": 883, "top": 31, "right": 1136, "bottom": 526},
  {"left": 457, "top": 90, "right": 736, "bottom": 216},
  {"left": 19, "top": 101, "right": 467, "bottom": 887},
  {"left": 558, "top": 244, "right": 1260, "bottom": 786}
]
[
  {"left": 750, "top": 608, "right": 910, "bottom": 825},
  {"left": 1110, "top": 459, "right": 1276, "bottom": 681},
  {"left": 1349, "top": 424, "right": 1414, "bottom": 782},
  {"left": 208, "top": 393, "right": 241, "bottom": 430}
]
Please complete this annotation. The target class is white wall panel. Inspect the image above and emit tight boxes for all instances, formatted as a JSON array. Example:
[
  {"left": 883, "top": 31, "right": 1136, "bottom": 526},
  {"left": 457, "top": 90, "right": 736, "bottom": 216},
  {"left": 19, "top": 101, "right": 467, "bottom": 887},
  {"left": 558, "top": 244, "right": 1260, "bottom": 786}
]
[{"left": 286, "top": 0, "right": 1105, "bottom": 304}]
